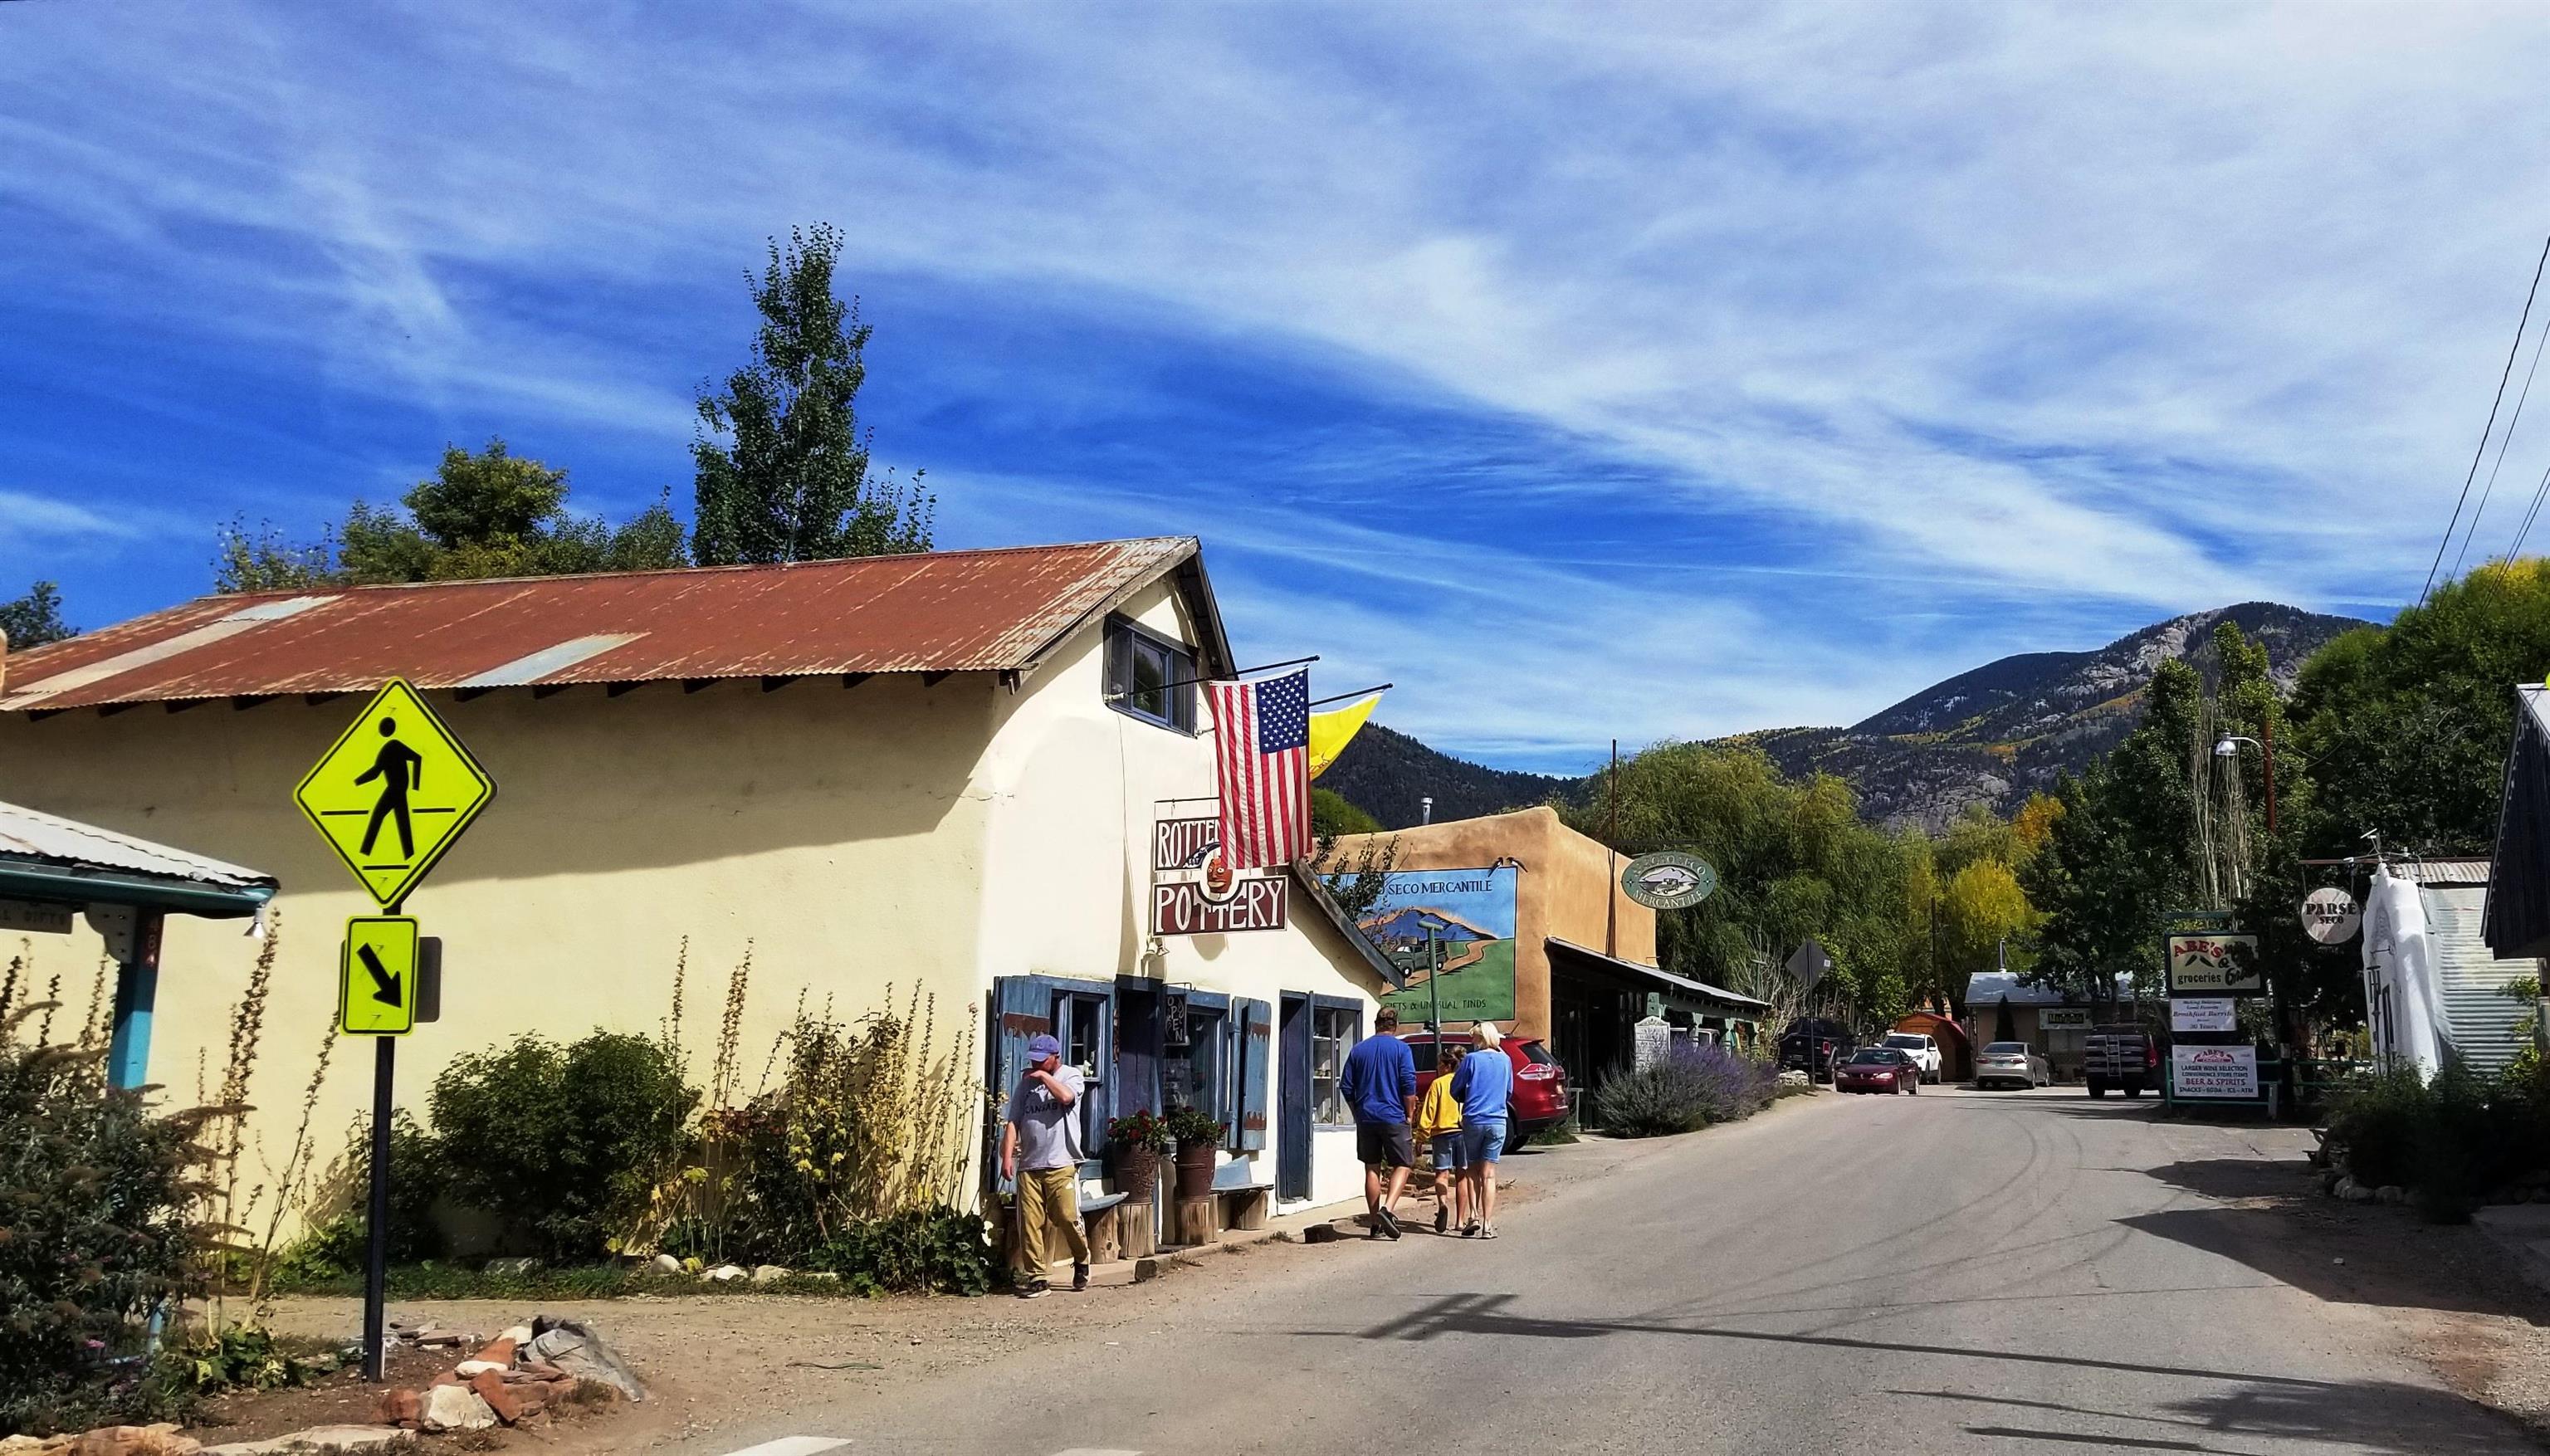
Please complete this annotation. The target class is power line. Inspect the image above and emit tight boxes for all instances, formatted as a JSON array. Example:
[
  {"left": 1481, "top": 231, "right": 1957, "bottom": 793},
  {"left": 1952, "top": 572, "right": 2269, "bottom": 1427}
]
[
  {"left": 2508, "top": 457, "right": 2550, "bottom": 559},
  {"left": 2422, "top": 229, "right": 2550, "bottom": 606},
  {"left": 2454, "top": 305, "right": 2550, "bottom": 576}
]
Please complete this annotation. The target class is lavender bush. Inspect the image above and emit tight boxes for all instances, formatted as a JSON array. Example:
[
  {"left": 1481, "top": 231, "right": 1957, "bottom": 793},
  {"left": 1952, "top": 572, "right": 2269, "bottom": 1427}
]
[{"left": 1590, "top": 1045, "right": 1778, "bottom": 1138}]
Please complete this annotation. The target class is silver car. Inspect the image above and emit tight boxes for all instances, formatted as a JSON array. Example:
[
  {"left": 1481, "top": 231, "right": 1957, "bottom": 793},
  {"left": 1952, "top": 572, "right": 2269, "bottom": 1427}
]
[{"left": 1976, "top": 1041, "right": 2049, "bottom": 1090}]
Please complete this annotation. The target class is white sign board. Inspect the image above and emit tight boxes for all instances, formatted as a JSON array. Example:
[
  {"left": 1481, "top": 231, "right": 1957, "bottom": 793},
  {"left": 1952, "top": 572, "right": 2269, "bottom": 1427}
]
[
  {"left": 2172, "top": 1043, "right": 2259, "bottom": 1098},
  {"left": 2301, "top": 887, "right": 2361, "bottom": 945},
  {"left": 2040, "top": 1008, "right": 2091, "bottom": 1029},
  {"left": 2167, "top": 933, "right": 2264, "bottom": 994},
  {"left": 1634, "top": 1015, "right": 1673, "bottom": 1072},
  {"left": 2171, "top": 997, "right": 2238, "bottom": 1033}
]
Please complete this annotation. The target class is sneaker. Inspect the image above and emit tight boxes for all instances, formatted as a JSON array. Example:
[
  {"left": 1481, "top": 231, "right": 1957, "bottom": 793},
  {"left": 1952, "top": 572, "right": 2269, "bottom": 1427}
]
[
  {"left": 1434, "top": 1203, "right": 1449, "bottom": 1234},
  {"left": 1377, "top": 1206, "right": 1401, "bottom": 1240},
  {"left": 1015, "top": 1278, "right": 1051, "bottom": 1299},
  {"left": 1071, "top": 1263, "right": 1089, "bottom": 1292},
  {"left": 1462, "top": 1221, "right": 1481, "bottom": 1239},
  {"left": 1482, "top": 1225, "right": 1500, "bottom": 1239}
]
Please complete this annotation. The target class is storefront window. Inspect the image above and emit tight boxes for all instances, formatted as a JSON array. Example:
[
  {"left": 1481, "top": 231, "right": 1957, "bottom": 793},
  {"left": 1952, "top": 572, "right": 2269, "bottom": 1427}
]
[{"left": 1311, "top": 1006, "right": 1358, "bottom": 1125}]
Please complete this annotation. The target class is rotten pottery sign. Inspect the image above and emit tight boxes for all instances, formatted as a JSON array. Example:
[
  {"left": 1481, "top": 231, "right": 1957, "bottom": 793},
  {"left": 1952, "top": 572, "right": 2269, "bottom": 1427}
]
[{"left": 1151, "top": 815, "right": 1288, "bottom": 935}]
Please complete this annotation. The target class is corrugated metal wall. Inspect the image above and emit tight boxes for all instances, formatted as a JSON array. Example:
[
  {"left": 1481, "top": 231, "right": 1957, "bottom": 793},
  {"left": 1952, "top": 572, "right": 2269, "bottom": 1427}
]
[{"left": 2422, "top": 884, "right": 2539, "bottom": 1075}]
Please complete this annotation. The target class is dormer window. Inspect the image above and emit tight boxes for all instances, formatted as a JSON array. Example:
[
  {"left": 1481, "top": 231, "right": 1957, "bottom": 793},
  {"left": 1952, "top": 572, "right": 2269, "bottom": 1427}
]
[{"left": 1105, "top": 615, "right": 1197, "bottom": 732}]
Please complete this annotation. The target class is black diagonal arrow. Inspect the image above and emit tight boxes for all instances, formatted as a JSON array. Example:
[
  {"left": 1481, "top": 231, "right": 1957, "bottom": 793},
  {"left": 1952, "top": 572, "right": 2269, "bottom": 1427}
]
[{"left": 357, "top": 943, "right": 402, "bottom": 1007}]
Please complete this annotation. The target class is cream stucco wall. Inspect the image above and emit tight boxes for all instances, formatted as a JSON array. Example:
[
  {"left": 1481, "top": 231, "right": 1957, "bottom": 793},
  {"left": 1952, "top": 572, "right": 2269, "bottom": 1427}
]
[
  {"left": 0, "top": 677, "right": 1001, "bottom": 1219},
  {"left": 0, "top": 571, "right": 1391, "bottom": 1229},
  {"left": 974, "top": 580, "right": 1390, "bottom": 1210}
]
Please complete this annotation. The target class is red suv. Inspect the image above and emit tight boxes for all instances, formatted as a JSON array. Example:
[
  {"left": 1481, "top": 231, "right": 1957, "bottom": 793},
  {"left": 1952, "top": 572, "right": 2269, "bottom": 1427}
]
[{"left": 1400, "top": 1032, "right": 1571, "bottom": 1153}]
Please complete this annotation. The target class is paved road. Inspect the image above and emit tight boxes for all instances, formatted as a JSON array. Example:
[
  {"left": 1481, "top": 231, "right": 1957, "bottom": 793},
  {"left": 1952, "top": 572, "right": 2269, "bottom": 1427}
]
[{"left": 685, "top": 1087, "right": 2538, "bottom": 1455}]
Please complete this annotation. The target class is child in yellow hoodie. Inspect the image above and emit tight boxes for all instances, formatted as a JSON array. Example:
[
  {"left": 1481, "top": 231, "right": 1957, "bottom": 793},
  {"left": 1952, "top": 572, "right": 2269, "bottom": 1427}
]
[{"left": 1415, "top": 1044, "right": 1470, "bottom": 1234}]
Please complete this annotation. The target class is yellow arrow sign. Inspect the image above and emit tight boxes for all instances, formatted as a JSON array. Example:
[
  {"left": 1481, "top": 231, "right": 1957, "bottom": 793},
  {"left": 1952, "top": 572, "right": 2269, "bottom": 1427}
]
[
  {"left": 294, "top": 679, "right": 494, "bottom": 909},
  {"left": 339, "top": 916, "right": 419, "bottom": 1035}
]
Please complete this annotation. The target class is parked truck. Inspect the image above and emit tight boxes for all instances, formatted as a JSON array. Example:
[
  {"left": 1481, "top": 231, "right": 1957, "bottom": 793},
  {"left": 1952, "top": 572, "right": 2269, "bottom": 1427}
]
[{"left": 2084, "top": 1024, "right": 2160, "bottom": 1098}]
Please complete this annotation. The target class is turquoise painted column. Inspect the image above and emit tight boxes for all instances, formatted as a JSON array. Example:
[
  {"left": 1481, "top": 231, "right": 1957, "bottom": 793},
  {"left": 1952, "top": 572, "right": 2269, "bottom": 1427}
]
[{"left": 105, "top": 910, "right": 165, "bottom": 1091}]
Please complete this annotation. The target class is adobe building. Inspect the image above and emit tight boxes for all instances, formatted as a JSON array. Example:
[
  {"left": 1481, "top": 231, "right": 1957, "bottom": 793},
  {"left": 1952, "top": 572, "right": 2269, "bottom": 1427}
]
[
  {"left": 1325, "top": 807, "right": 1766, "bottom": 1083},
  {"left": 0, "top": 537, "right": 1398, "bottom": 1240}
]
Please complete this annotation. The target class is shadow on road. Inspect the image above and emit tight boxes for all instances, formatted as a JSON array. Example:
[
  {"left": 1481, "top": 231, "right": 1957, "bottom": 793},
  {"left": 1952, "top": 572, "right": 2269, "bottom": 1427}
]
[
  {"left": 1308, "top": 1292, "right": 2536, "bottom": 1454},
  {"left": 1901, "top": 1379, "right": 2542, "bottom": 1454},
  {"left": 2126, "top": 1159, "right": 2550, "bottom": 1325}
]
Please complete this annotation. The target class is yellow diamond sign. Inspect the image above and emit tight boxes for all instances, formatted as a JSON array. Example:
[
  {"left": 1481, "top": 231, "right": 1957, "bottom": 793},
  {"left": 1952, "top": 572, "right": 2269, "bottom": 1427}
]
[{"left": 294, "top": 679, "right": 494, "bottom": 909}]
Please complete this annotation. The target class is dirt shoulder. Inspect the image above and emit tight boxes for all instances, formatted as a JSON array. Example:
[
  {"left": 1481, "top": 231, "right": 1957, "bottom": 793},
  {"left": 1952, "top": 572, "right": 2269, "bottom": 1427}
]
[
  {"left": 2148, "top": 1129, "right": 2550, "bottom": 1445},
  {"left": 257, "top": 1102, "right": 1832, "bottom": 1452}
]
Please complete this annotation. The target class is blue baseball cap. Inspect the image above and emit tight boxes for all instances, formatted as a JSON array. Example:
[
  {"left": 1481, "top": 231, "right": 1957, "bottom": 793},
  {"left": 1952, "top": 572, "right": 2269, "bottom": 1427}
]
[{"left": 1027, "top": 1033, "right": 1062, "bottom": 1060}]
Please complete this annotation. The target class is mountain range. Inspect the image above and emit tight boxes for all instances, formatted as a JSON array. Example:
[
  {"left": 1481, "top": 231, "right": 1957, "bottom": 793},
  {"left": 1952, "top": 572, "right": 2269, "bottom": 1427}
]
[{"left": 1318, "top": 602, "right": 2372, "bottom": 834}]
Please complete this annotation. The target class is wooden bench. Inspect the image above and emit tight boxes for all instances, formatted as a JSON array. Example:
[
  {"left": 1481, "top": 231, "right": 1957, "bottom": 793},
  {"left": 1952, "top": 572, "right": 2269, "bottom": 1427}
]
[
  {"left": 1211, "top": 1160, "right": 1273, "bottom": 1233},
  {"left": 1079, "top": 1190, "right": 1131, "bottom": 1263}
]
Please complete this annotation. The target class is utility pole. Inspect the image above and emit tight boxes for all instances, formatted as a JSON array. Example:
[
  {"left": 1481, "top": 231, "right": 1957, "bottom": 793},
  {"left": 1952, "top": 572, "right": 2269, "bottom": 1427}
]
[
  {"left": 2261, "top": 714, "right": 2279, "bottom": 838},
  {"left": 1605, "top": 739, "right": 1619, "bottom": 958}
]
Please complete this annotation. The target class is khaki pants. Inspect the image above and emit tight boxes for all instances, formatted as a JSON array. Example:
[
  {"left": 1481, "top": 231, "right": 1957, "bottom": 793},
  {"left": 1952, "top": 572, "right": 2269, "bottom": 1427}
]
[{"left": 1014, "top": 1165, "right": 1090, "bottom": 1273}]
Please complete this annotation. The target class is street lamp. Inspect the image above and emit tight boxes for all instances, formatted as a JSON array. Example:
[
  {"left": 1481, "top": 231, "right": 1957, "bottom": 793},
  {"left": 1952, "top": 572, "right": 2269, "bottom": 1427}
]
[{"left": 2214, "top": 730, "right": 2278, "bottom": 836}]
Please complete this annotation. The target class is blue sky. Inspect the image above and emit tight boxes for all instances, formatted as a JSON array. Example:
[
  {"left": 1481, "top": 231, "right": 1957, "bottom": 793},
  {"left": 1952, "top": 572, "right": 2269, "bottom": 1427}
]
[{"left": 3, "top": 2, "right": 2546, "bottom": 773}]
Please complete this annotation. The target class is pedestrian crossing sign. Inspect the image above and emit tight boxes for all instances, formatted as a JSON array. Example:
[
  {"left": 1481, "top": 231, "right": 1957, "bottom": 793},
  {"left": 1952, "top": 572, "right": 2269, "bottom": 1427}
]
[{"left": 293, "top": 679, "right": 495, "bottom": 909}]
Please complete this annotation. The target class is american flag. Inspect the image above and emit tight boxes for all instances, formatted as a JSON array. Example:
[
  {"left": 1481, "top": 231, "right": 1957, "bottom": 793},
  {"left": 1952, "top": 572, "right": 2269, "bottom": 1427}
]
[{"left": 1209, "top": 668, "right": 1311, "bottom": 870}]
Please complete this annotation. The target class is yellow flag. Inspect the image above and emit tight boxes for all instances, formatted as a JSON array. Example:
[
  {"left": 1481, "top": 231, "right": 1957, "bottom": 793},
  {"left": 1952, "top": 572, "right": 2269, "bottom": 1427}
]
[{"left": 1307, "top": 691, "right": 1382, "bottom": 779}]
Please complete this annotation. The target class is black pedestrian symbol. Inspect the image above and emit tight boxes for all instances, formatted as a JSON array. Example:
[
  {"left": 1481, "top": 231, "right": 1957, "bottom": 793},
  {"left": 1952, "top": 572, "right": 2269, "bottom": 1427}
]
[{"left": 353, "top": 716, "right": 424, "bottom": 859}]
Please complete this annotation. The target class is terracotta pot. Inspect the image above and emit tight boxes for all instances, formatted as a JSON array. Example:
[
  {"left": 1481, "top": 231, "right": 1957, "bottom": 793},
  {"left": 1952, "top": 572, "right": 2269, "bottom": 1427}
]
[
  {"left": 1174, "top": 1137, "right": 1218, "bottom": 1200},
  {"left": 1111, "top": 1143, "right": 1161, "bottom": 1202}
]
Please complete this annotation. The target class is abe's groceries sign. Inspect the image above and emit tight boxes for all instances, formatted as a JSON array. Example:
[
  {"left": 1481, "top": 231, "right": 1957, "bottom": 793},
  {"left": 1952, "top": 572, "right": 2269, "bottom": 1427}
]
[
  {"left": 2172, "top": 1043, "right": 2259, "bottom": 1099},
  {"left": 2166, "top": 932, "right": 2262, "bottom": 994},
  {"left": 1150, "top": 816, "right": 1288, "bottom": 935}
]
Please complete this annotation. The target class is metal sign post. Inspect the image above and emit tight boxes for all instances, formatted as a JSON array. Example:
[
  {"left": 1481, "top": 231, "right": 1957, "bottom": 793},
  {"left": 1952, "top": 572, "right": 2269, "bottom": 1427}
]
[{"left": 297, "top": 680, "right": 492, "bottom": 1383}]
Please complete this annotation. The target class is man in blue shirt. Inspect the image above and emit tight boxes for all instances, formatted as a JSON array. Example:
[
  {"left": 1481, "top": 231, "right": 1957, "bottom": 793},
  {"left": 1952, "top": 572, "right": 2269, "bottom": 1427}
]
[
  {"left": 1448, "top": 1021, "right": 1516, "bottom": 1238},
  {"left": 1337, "top": 1006, "right": 1418, "bottom": 1239}
]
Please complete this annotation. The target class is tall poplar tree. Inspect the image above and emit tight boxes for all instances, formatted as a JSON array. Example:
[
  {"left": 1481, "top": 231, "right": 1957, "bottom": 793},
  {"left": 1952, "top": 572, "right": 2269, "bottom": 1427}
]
[{"left": 691, "top": 225, "right": 933, "bottom": 565}]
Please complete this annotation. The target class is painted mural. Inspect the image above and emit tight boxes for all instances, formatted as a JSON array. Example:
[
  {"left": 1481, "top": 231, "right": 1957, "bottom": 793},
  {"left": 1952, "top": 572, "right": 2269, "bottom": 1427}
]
[{"left": 1334, "top": 865, "right": 1519, "bottom": 1024}]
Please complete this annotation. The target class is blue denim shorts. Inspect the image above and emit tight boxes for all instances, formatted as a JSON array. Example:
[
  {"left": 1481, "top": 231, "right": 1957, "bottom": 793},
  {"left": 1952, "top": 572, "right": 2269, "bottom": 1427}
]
[
  {"left": 1431, "top": 1132, "right": 1469, "bottom": 1171},
  {"left": 1462, "top": 1119, "right": 1507, "bottom": 1165}
]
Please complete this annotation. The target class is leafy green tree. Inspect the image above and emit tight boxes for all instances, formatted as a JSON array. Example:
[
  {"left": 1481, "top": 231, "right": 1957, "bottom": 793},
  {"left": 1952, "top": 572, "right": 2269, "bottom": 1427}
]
[
  {"left": 2293, "top": 559, "right": 2550, "bottom": 854},
  {"left": 2025, "top": 657, "right": 2206, "bottom": 1013},
  {"left": 692, "top": 225, "right": 933, "bottom": 565},
  {"left": 0, "top": 582, "right": 76, "bottom": 649},
  {"left": 213, "top": 440, "right": 686, "bottom": 593},
  {"left": 1310, "top": 787, "right": 1380, "bottom": 837},
  {"left": 1567, "top": 741, "right": 1932, "bottom": 1026}
]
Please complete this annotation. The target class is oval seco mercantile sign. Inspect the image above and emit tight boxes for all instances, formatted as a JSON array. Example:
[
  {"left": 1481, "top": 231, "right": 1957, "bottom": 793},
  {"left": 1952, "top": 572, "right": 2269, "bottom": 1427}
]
[{"left": 1620, "top": 850, "right": 1718, "bottom": 911}]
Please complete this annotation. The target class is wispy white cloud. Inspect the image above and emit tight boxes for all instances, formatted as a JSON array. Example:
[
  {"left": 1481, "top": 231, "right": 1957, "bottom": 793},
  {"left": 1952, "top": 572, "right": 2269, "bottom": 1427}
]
[{"left": 2, "top": 1, "right": 2544, "bottom": 754}]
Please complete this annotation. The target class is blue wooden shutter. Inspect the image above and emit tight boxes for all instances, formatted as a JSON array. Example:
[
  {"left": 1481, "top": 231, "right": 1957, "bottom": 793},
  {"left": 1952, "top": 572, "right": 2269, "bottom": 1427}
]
[
  {"left": 989, "top": 977, "right": 1053, "bottom": 1196},
  {"left": 1235, "top": 998, "right": 1273, "bottom": 1151},
  {"left": 1277, "top": 995, "right": 1313, "bottom": 1199}
]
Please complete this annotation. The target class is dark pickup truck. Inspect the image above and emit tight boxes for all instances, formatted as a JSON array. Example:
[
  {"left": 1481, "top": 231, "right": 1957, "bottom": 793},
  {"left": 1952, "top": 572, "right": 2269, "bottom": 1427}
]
[
  {"left": 2085, "top": 1025, "right": 2160, "bottom": 1098},
  {"left": 1778, "top": 1019, "right": 1858, "bottom": 1083}
]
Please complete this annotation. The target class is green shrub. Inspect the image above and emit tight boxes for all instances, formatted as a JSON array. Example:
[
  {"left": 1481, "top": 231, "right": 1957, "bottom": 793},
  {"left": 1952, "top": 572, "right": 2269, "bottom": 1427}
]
[
  {"left": 1590, "top": 1046, "right": 1777, "bottom": 1137},
  {"left": 808, "top": 1206, "right": 994, "bottom": 1296},
  {"left": 157, "top": 1325, "right": 329, "bottom": 1397},
  {"left": 2326, "top": 1068, "right": 2425, "bottom": 1189},
  {"left": 273, "top": 1110, "right": 448, "bottom": 1287},
  {"left": 2329, "top": 1063, "right": 2548, "bottom": 1223},
  {"left": 0, "top": 1008, "right": 212, "bottom": 1435},
  {"left": 429, "top": 1032, "right": 696, "bottom": 1260}
]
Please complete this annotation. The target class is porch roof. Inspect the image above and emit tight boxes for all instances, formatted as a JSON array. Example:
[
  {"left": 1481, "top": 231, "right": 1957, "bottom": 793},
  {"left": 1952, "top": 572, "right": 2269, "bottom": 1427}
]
[{"left": 1545, "top": 937, "right": 1771, "bottom": 1020}]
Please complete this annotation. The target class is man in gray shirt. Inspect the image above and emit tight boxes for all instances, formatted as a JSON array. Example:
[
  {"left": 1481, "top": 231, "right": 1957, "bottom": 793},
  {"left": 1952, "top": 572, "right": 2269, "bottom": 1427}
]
[{"left": 1000, "top": 1033, "right": 1091, "bottom": 1297}]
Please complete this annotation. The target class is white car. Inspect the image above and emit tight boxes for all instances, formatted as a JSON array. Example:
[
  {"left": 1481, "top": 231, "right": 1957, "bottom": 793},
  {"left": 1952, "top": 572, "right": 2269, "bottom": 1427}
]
[
  {"left": 1975, "top": 1041, "right": 2050, "bottom": 1090},
  {"left": 1881, "top": 1032, "right": 1942, "bottom": 1084}
]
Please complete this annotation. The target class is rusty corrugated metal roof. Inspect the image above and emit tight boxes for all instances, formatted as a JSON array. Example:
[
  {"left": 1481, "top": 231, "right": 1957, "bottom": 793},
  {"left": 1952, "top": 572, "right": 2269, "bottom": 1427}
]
[{"left": 1, "top": 536, "right": 1219, "bottom": 712}]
